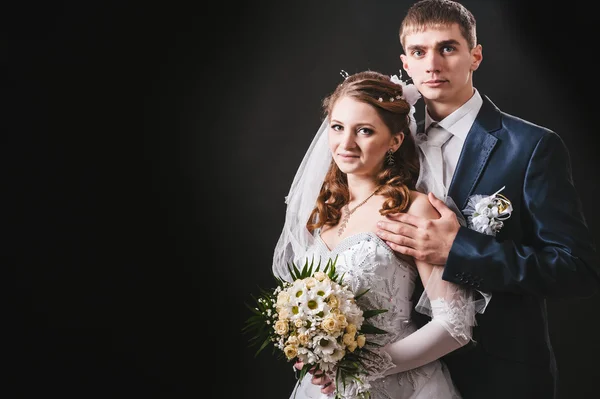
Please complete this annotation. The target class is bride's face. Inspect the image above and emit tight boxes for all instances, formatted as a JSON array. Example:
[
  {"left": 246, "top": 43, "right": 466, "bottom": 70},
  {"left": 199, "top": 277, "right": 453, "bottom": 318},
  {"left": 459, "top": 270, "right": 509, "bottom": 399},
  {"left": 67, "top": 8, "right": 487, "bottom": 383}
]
[{"left": 328, "top": 96, "right": 400, "bottom": 177}]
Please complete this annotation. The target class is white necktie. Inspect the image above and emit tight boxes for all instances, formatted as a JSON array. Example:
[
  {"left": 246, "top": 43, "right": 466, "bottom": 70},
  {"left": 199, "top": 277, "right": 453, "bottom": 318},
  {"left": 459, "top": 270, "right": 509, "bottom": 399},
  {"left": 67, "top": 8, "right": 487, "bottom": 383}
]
[{"left": 418, "top": 123, "right": 453, "bottom": 199}]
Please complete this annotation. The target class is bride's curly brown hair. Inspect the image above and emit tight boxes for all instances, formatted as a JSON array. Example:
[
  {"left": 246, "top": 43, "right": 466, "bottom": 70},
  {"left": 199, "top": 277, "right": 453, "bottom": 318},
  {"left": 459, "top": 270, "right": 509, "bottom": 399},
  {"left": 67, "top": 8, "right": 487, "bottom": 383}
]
[{"left": 307, "top": 71, "right": 420, "bottom": 234}]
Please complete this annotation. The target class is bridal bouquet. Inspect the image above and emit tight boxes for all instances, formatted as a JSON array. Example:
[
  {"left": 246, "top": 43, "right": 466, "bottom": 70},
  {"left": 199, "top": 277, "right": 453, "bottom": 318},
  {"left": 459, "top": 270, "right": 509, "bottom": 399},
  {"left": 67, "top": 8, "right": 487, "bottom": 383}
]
[{"left": 244, "top": 257, "right": 388, "bottom": 399}]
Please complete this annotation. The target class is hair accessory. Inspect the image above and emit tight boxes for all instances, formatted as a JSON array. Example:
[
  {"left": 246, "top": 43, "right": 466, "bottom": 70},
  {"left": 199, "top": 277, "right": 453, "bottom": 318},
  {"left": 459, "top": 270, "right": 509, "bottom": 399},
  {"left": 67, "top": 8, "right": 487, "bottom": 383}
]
[
  {"left": 390, "top": 69, "right": 421, "bottom": 138},
  {"left": 390, "top": 69, "right": 421, "bottom": 107},
  {"left": 340, "top": 70, "right": 349, "bottom": 80}
]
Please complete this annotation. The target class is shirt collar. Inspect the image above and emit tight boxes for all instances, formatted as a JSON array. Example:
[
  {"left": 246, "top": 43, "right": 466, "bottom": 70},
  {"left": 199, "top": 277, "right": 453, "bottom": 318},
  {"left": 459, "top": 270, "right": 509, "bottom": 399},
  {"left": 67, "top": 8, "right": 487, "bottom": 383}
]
[{"left": 424, "top": 89, "right": 483, "bottom": 141}]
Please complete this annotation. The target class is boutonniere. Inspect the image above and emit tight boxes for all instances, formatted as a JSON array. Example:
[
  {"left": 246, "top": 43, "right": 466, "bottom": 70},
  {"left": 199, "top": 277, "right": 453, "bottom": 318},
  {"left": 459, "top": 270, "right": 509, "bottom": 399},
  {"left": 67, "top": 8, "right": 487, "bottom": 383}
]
[{"left": 462, "top": 186, "right": 513, "bottom": 236}]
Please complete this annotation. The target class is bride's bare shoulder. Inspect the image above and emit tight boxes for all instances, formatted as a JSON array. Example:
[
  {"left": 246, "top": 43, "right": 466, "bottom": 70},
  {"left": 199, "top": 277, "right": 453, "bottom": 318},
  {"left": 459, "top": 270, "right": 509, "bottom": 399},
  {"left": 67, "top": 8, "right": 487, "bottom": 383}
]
[{"left": 407, "top": 191, "right": 440, "bottom": 220}]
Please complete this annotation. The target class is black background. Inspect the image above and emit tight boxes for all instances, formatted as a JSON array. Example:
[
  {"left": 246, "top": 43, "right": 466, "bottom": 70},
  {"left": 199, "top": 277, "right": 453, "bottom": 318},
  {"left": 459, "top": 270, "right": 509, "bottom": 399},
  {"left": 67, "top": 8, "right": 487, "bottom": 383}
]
[{"left": 9, "top": 1, "right": 600, "bottom": 398}]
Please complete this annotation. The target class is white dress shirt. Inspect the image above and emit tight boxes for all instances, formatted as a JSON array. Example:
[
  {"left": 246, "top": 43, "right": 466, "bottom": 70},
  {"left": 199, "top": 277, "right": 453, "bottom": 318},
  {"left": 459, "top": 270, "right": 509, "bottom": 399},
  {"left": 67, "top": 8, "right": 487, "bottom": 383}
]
[{"left": 423, "top": 89, "right": 483, "bottom": 190}]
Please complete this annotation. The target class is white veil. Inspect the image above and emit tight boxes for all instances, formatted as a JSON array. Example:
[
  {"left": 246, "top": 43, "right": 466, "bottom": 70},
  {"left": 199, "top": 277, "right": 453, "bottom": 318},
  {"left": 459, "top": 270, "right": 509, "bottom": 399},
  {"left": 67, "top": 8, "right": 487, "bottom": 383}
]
[{"left": 272, "top": 118, "right": 332, "bottom": 281}]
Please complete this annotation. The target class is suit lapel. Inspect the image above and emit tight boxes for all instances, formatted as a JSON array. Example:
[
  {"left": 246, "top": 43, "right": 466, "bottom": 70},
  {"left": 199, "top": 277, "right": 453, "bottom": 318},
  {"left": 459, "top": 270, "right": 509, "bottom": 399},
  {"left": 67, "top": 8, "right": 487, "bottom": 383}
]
[{"left": 447, "top": 95, "right": 502, "bottom": 210}]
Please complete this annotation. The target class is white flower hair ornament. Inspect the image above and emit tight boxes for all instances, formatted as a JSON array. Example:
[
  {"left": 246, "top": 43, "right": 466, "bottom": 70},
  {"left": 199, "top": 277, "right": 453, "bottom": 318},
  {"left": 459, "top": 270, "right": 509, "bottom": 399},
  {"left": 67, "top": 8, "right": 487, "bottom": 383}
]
[
  {"left": 390, "top": 70, "right": 421, "bottom": 137},
  {"left": 462, "top": 186, "right": 513, "bottom": 236},
  {"left": 390, "top": 71, "right": 421, "bottom": 107}
]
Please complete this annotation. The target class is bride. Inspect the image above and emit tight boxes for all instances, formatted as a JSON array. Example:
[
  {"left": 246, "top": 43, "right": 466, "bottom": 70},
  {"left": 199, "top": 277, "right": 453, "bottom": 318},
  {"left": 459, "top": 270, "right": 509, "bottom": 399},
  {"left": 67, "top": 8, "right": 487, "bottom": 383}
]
[{"left": 272, "top": 70, "right": 489, "bottom": 398}]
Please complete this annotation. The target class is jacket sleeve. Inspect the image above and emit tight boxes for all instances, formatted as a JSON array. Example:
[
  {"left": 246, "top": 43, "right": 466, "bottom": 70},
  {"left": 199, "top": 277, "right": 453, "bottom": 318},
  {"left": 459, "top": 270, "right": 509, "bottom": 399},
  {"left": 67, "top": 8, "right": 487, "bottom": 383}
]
[{"left": 443, "top": 131, "right": 600, "bottom": 298}]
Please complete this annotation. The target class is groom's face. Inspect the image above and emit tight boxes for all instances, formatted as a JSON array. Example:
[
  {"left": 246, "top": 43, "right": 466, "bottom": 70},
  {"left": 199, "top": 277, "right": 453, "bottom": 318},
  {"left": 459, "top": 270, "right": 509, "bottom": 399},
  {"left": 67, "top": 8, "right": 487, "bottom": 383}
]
[{"left": 400, "top": 23, "right": 482, "bottom": 110}]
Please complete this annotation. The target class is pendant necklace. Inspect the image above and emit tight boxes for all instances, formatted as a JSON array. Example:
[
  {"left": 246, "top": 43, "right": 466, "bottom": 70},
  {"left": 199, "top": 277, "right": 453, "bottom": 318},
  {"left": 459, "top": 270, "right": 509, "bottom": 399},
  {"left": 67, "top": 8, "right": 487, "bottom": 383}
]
[{"left": 337, "top": 187, "right": 380, "bottom": 237}]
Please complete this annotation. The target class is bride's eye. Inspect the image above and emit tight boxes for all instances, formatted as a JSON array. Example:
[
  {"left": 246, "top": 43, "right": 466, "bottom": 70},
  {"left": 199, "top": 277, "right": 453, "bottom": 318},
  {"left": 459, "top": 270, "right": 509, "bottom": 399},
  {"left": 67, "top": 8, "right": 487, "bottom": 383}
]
[
  {"left": 331, "top": 124, "right": 343, "bottom": 131},
  {"left": 358, "top": 127, "right": 374, "bottom": 135}
]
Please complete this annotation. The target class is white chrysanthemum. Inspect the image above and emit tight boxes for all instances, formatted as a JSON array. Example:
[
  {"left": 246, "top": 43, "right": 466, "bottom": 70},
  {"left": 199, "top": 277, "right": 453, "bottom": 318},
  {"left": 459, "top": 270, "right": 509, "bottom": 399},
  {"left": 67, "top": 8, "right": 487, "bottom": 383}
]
[
  {"left": 322, "top": 347, "right": 346, "bottom": 364},
  {"left": 299, "top": 288, "right": 329, "bottom": 317},
  {"left": 277, "top": 294, "right": 302, "bottom": 322},
  {"left": 296, "top": 347, "right": 318, "bottom": 365},
  {"left": 288, "top": 280, "right": 308, "bottom": 302},
  {"left": 312, "top": 334, "right": 339, "bottom": 357},
  {"left": 282, "top": 282, "right": 310, "bottom": 321},
  {"left": 318, "top": 361, "right": 336, "bottom": 372},
  {"left": 312, "top": 279, "right": 333, "bottom": 299}
]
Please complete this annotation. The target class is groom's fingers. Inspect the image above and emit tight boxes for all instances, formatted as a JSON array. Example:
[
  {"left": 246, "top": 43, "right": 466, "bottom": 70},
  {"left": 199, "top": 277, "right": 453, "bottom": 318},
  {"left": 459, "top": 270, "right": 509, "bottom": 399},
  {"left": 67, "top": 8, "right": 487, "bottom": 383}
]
[
  {"left": 377, "top": 219, "right": 418, "bottom": 238},
  {"left": 376, "top": 229, "right": 417, "bottom": 248},
  {"left": 384, "top": 212, "right": 422, "bottom": 227},
  {"left": 428, "top": 192, "right": 453, "bottom": 218}
]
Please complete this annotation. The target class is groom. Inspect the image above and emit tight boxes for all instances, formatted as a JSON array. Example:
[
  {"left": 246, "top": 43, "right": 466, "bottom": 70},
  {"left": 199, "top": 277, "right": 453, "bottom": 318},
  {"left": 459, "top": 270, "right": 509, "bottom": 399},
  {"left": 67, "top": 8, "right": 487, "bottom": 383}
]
[{"left": 375, "top": 1, "right": 600, "bottom": 398}]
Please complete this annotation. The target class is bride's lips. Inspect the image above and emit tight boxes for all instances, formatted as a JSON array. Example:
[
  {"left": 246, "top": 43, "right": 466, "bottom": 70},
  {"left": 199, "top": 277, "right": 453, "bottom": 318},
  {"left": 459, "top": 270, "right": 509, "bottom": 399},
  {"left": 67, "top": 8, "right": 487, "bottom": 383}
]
[
  {"left": 338, "top": 153, "right": 359, "bottom": 161},
  {"left": 423, "top": 79, "right": 448, "bottom": 88}
]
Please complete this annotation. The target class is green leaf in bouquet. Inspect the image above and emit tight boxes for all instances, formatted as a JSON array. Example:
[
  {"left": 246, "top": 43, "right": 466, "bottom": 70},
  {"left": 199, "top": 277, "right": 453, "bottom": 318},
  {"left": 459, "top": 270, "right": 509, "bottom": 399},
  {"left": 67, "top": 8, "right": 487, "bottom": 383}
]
[
  {"left": 242, "top": 317, "right": 264, "bottom": 331},
  {"left": 335, "top": 363, "right": 370, "bottom": 399},
  {"left": 300, "top": 257, "right": 312, "bottom": 277},
  {"left": 354, "top": 288, "right": 370, "bottom": 300},
  {"left": 359, "top": 323, "right": 389, "bottom": 335},
  {"left": 242, "top": 285, "right": 279, "bottom": 358},
  {"left": 254, "top": 336, "right": 272, "bottom": 357},
  {"left": 362, "top": 308, "right": 388, "bottom": 319},
  {"left": 243, "top": 303, "right": 262, "bottom": 317},
  {"left": 292, "top": 261, "right": 301, "bottom": 279},
  {"left": 323, "top": 255, "right": 340, "bottom": 281}
]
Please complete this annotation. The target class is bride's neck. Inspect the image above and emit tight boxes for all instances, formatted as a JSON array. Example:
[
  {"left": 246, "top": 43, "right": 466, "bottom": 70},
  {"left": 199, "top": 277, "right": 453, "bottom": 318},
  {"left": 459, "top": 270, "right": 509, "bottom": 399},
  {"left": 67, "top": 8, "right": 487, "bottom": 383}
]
[{"left": 346, "top": 176, "right": 379, "bottom": 202}]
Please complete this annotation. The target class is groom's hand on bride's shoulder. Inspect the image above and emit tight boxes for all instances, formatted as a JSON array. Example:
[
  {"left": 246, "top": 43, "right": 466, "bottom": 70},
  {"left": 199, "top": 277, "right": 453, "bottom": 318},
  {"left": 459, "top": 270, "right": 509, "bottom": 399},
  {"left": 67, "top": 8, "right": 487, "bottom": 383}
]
[{"left": 376, "top": 192, "right": 460, "bottom": 265}]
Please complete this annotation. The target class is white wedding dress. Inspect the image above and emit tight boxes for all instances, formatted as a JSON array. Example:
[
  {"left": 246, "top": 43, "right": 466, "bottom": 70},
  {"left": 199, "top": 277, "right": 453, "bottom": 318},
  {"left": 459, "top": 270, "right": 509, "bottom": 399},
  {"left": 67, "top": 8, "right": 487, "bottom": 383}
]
[{"left": 288, "top": 231, "right": 463, "bottom": 399}]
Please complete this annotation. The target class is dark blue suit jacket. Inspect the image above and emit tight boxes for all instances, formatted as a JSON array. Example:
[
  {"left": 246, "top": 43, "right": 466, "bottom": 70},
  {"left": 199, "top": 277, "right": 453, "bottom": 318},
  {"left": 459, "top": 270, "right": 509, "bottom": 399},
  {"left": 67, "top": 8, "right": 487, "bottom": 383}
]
[{"left": 414, "top": 94, "right": 600, "bottom": 399}]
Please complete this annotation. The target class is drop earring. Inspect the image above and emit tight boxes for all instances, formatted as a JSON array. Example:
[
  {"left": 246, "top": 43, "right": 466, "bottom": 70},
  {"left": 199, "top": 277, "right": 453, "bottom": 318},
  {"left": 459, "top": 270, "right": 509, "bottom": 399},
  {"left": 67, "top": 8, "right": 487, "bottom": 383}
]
[{"left": 386, "top": 149, "right": 395, "bottom": 166}]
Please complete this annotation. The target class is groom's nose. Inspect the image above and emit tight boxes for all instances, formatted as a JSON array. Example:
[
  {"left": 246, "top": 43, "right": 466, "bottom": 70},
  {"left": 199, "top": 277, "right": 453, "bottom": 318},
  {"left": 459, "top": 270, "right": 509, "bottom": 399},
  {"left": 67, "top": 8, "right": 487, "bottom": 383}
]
[{"left": 425, "top": 52, "right": 443, "bottom": 74}]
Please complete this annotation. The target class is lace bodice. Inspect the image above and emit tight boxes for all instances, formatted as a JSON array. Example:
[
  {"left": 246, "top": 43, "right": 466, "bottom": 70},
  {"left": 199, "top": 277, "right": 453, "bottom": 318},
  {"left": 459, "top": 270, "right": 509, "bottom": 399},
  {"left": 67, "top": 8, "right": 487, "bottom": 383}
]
[{"left": 305, "top": 232, "right": 419, "bottom": 345}]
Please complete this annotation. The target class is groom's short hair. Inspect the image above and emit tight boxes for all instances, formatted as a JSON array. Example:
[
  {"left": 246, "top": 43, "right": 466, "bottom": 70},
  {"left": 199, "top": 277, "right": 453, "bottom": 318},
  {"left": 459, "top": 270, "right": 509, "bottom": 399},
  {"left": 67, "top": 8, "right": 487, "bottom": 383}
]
[{"left": 399, "top": 0, "right": 477, "bottom": 50}]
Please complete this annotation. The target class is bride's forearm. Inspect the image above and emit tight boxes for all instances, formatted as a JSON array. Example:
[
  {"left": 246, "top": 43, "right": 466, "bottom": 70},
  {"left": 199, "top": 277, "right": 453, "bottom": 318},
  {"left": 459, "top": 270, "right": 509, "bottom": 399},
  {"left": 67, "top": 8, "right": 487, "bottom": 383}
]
[{"left": 381, "top": 319, "right": 465, "bottom": 376}]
